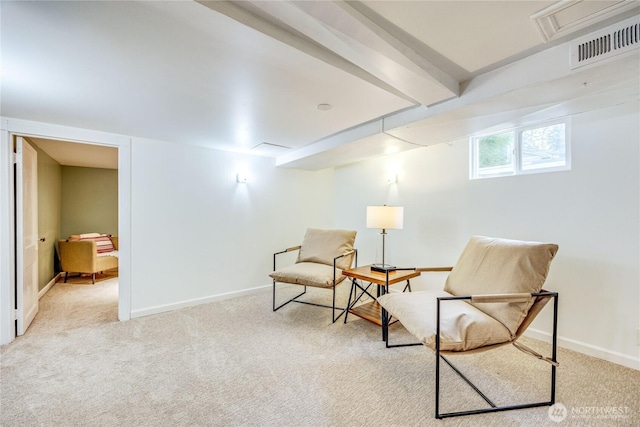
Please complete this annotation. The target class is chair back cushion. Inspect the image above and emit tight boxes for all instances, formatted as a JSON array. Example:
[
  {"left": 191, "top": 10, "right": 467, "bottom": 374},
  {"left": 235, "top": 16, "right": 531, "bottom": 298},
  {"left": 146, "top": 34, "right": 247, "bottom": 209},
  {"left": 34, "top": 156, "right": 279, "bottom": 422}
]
[
  {"left": 296, "top": 228, "right": 356, "bottom": 270},
  {"left": 444, "top": 236, "right": 558, "bottom": 337}
]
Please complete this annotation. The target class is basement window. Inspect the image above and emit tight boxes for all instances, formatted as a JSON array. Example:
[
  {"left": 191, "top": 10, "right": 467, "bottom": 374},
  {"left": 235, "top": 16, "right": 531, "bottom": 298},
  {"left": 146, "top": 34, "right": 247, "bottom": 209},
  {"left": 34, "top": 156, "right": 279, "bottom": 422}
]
[{"left": 470, "top": 119, "right": 571, "bottom": 179}]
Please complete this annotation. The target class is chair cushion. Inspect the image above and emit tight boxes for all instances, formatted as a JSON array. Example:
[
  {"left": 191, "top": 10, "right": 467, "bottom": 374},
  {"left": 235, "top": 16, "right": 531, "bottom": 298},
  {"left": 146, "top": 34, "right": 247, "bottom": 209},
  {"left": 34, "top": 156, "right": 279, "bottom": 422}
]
[
  {"left": 269, "top": 262, "right": 347, "bottom": 288},
  {"left": 444, "top": 236, "right": 558, "bottom": 337},
  {"left": 296, "top": 228, "right": 356, "bottom": 270},
  {"left": 378, "top": 290, "right": 512, "bottom": 352}
]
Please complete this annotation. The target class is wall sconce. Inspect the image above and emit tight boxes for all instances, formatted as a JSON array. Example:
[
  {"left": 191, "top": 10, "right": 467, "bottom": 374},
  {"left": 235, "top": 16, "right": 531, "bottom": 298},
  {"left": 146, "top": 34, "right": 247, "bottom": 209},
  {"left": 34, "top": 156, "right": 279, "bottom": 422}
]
[
  {"left": 387, "top": 173, "right": 398, "bottom": 184},
  {"left": 236, "top": 172, "right": 248, "bottom": 183}
]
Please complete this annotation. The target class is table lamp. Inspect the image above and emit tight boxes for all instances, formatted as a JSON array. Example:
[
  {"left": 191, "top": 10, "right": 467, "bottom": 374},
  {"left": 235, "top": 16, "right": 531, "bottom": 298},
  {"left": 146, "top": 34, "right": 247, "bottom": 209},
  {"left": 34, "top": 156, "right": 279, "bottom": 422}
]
[{"left": 366, "top": 205, "right": 404, "bottom": 272}]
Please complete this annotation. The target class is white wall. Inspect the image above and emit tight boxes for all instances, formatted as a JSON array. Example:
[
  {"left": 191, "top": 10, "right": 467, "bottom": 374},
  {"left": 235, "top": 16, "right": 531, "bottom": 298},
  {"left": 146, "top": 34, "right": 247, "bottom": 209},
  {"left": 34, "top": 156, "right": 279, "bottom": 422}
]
[
  {"left": 334, "top": 101, "right": 640, "bottom": 368},
  {"left": 129, "top": 138, "right": 334, "bottom": 316}
]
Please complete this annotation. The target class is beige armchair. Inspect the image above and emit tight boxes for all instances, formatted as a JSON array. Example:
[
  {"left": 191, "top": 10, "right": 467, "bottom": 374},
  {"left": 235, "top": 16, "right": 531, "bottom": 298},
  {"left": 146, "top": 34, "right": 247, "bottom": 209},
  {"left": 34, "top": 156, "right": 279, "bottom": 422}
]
[
  {"left": 269, "top": 228, "right": 357, "bottom": 323},
  {"left": 58, "top": 235, "right": 119, "bottom": 284},
  {"left": 378, "top": 236, "right": 559, "bottom": 419}
]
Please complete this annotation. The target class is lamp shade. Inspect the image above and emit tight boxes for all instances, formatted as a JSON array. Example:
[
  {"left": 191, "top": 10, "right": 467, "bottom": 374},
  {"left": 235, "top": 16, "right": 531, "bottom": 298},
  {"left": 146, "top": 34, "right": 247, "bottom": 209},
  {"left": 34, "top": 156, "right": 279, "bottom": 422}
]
[{"left": 366, "top": 206, "right": 404, "bottom": 230}]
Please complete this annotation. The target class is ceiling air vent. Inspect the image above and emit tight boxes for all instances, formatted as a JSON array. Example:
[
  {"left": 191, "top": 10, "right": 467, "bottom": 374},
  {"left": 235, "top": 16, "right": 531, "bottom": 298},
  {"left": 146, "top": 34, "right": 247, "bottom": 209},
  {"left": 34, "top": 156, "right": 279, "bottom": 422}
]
[{"left": 571, "top": 15, "right": 640, "bottom": 69}]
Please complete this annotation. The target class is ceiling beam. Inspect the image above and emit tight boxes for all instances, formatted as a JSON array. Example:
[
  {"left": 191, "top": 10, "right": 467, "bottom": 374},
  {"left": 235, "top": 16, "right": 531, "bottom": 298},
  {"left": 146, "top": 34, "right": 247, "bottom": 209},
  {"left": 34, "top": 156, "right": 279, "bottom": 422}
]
[
  {"left": 196, "top": 0, "right": 417, "bottom": 104},
  {"left": 235, "top": 0, "right": 459, "bottom": 106}
]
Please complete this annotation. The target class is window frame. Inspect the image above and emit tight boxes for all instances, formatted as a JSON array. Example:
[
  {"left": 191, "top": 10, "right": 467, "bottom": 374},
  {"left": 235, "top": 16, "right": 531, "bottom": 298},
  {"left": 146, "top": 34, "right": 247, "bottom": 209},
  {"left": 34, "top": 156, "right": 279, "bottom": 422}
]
[{"left": 470, "top": 118, "right": 571, "bottom": 180}]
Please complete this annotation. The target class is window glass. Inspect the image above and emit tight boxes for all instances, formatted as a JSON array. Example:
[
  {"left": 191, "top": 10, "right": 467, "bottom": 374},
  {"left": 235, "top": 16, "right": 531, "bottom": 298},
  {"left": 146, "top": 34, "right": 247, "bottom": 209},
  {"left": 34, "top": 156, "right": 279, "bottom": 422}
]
[
  {"left": 475, "top": 131, "right": 514, "bottom": 177},
  {"left": 521, "top": 123, "right": 566, "bottom": 171}
]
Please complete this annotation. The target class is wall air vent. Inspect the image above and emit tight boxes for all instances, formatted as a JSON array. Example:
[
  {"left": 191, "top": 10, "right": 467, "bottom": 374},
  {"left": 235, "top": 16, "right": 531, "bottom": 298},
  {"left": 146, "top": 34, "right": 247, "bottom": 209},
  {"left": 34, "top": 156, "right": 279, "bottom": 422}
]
[{"left": 571, "top": 15, "right": 640, "bottom": 70}]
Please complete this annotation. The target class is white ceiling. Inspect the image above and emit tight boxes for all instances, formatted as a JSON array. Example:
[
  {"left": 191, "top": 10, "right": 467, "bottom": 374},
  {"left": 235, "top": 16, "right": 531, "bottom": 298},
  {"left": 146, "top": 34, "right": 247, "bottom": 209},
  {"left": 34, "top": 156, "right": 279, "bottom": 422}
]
[{"left": 1, "top": 1, "right": 638, "bottom": 170}]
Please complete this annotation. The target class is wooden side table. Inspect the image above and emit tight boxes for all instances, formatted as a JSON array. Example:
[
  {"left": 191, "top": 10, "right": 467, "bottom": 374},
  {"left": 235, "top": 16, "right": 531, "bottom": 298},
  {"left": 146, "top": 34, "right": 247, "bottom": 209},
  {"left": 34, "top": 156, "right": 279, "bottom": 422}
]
[{"left": 342, "top": 265, "right": 421, "bottom": 340}]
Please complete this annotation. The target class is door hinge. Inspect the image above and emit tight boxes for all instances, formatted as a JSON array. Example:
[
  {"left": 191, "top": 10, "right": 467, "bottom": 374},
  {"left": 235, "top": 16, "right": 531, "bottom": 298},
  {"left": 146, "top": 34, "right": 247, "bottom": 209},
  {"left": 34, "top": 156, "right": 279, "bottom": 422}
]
[
  {"left": 12, "top": 152, "right": 17, "bottom": 164},
  {"left": 12, "top": 309, "right": 19, "bottom": 321}
]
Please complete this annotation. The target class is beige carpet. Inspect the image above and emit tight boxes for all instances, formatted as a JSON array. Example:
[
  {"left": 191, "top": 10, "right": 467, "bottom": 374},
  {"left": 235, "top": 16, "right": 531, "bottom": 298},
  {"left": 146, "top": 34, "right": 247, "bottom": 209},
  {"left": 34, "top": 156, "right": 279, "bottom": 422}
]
[{"left": 1, "top": 282, "right": 638, "bottom": 426}]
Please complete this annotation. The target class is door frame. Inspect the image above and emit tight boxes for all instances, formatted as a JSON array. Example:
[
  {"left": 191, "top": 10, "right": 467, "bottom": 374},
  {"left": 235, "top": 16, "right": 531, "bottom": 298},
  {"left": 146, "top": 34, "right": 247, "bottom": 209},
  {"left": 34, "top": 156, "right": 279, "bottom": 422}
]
[{"left": 0, "top": 117, "right": 132, "bottom": 345}]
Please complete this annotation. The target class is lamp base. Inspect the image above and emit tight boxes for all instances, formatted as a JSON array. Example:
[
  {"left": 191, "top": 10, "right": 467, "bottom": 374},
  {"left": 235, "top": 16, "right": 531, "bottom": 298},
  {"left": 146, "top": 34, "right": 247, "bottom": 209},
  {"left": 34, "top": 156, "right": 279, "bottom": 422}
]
[{"left": 371, "top": 264, "right": 397, "bottom": 273}]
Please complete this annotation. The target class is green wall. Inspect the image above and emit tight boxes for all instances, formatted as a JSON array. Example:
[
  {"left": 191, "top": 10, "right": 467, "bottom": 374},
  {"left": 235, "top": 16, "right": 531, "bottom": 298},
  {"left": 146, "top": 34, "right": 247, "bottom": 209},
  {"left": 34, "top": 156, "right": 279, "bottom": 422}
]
[
  {"left": 30, "top": 139, "right": 62, "bottom": 292},
  {"left": 60, "top": 166, "right": 118, "bottom": 239}
]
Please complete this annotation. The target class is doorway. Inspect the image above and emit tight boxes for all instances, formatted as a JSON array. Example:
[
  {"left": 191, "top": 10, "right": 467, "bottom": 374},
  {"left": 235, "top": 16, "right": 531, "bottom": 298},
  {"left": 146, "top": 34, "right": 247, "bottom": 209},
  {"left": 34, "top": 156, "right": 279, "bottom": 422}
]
[
  {"left": 25, "top": 137, "right": 119, "bottom": 334},
  {"left": 0, "top": 119, "right": 132, "bottom": 345}
]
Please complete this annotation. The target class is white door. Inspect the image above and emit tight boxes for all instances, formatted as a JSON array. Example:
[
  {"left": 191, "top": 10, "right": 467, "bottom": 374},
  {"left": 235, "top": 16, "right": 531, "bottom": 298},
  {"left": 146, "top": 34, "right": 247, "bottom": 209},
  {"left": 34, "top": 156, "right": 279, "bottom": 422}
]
[{"left": 16, "top": 136, "right": 38, "bottom": 335}]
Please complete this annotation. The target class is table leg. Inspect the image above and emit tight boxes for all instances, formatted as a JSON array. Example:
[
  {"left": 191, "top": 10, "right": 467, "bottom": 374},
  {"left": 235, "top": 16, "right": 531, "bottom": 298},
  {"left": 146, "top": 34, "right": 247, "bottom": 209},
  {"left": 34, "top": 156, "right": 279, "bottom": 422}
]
[
  {"left": 381, "top": 270, "right": 390, "bottom": 341},
  {"left": 344, "top": 278, "right": 356, "bottom": 324},
  {"left": 382, "top": 305, "right": 389, "bottom": 344},
  {"left": 345, "top": 280, "right": 377, "bottom": 324}
]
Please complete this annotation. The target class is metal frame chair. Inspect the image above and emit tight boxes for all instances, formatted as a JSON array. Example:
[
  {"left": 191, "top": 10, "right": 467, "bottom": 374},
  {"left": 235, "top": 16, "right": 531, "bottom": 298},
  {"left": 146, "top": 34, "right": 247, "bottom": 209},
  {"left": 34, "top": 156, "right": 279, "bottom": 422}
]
[
  {"left": 378, "top": 236, "right": 560, "bottom": 419},
  {"left": 272, "top": 246, "right": 357, "bottom": 323},
  {"left": 270, "top": 229, "right": 357, "bottom": 323}
]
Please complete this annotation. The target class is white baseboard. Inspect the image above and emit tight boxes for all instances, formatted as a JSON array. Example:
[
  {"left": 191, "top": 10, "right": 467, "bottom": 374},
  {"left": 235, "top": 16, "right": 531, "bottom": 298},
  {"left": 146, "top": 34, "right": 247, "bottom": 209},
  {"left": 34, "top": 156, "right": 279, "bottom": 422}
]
[
  {"left": 130, "top": 284, "right": 271, "bottom": 319},
  {"left": 525, "top": 328, "right": 640, "bottom": 371},
  {"left": 38, "top": 273, "right": 62, "bottom": 300}
]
